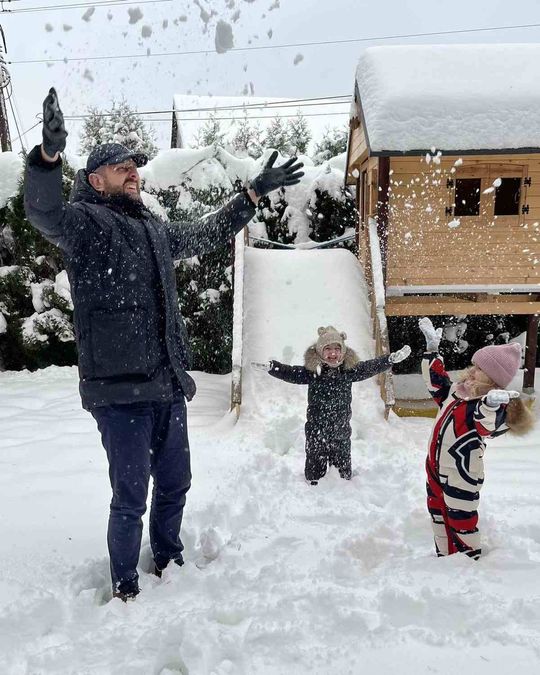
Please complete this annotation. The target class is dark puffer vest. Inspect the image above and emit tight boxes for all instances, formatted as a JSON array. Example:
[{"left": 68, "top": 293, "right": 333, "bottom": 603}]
[{"left": 24, "top": 146, "right": 254, "bottom": 409}]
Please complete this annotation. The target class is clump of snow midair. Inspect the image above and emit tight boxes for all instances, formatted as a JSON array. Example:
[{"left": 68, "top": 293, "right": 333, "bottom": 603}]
[
  {"left": 293, "top": 53, "right": 304, "bottom": 65},
  {"left": 215, "top": 20, "right": 234, "bottom": 54},
  {"left": 81, "top": 7, "right": 94, "bottom": 22},
  {"left": 194, "top": 0, "right": 216, "bottom": 30},
  {"left": 63, "top": 24, "right": 72, "bottom": 31},
  {"left": 0, "top": 312, "right": 7, "bottom": 335},
  {"left": 141, "top": 25, "right": 152, "bottom": 38},
  {"left": 128, "top": 7, "right": 143, "bottom": 24},
  {"left": 45, "top": 23, "right": 54, "bottom": 32},
  {"left": 483, "top": 177, "right": 503, "bottom": 194},
  {"left": 448, "top": 218, "right": 461, "bottom": 228},
  {"left": 83, "top": 69, "right": 94, "bottom": 82}
]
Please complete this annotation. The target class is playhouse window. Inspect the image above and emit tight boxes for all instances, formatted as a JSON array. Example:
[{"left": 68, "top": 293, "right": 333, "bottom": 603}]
[
  {"left": 494, "top": 177, "right": 521, "bottom": 216},
  {"left": 454, "top": 178, "right": 481, "bottom": 216}
]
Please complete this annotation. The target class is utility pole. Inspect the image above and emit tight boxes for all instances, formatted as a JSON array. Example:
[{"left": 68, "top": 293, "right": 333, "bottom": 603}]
[{"left": 0, "top": 25, "right": 11, "bottom": 151}]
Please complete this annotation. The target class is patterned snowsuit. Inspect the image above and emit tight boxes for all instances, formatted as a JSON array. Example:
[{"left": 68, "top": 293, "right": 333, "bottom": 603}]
[
  {"left": 269, "top": 350, "right": 391, "bottom": 481},
  {"left": 422, "top": 352, "right": 509, "bottom": 559}
]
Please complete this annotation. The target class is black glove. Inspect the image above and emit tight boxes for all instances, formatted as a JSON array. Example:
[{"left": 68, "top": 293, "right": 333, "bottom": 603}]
[
  {"left": 42, "top": 87, "right": 68, "bottom": 158},
  {"left": 249, "top": 151, "right": 304, "bottom": 197}
]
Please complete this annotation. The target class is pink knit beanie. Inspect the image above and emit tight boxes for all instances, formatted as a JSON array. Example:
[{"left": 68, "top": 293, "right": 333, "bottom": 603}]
[{"left": 472, "top": 342, "right": 522, "bottom": 388}]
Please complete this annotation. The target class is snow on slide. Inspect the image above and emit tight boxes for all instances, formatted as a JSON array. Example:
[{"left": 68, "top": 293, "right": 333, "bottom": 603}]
[
  {"left": 240, "top": 247, "right": 378, "bottom": 418},
  {"left": 242, "top": 247, "right": 374, "bottom": 371}
]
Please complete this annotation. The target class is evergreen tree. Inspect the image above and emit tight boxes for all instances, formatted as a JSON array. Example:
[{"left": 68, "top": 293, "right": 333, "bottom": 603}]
[
  {"left": 287, "top": 112, "right": 311, "bottom": 155},
  {"left": 153, "top": 179, "right": 238, "bottom": 373},
  {"left": 0, "top": 164, "right": 77, "bottom": 371},
  {"left": 313, "top": 125, "right": 348, "bottom": 164},
  {"left": 79, "top": 99, "right": 158, "bottom": 157},
  {"left": 231, "top": 113, "right": 263, "bottom": 158},
  {"left": 264, "top": 116, "right": 291, "bottom": 155},
  {"left": 192, "top": 113, "right": 227, "bottom": 148},
  {"left": 307, "top": 172, "right": 358, "bottom": 252}
]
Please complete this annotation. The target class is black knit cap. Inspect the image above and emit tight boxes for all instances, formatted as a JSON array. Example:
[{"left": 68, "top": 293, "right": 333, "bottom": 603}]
[{"left": 86, "top": 143, "right": 148, "bottom": 173}]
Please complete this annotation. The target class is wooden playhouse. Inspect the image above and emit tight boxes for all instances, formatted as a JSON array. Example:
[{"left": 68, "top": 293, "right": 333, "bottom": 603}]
[{"left": 346, "top": 44, "right": 540, "bottom": 414}]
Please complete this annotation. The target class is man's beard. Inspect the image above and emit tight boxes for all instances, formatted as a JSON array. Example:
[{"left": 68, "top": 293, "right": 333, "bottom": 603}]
[
  {"left": 104, "top": 191, "right": 147, "bottom": 218},
  {"left": 105, "top": 183, "right": 141, "bottom": 202}
]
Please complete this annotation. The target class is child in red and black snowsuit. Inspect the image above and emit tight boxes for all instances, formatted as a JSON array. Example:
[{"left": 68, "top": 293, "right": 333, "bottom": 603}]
[
  {"left": 252, "top": 326, "right": 410, "bottom": 484},
  {"left": 419, "top": 317, "right": 533, "bottom": 560}
]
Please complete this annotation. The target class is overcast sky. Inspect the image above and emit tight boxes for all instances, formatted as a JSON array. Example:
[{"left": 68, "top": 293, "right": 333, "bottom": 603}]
[{"left": 4, "top": 0, "right": 540, "bottom": 154}]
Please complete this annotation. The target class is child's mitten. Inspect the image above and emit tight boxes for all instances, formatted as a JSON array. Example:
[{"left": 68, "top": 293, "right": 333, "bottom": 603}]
[
  {"left": 485, "top": 389, "right": 520, "bottom": 407},
  {"left": 389, "top": 344, "right": 411, "bottom": 364},
  {"left": 251, "top": 361, "right": 271, "bottom": 372},
  {"left": 418, "top": 317, "right": 443, "bottom": 351}
]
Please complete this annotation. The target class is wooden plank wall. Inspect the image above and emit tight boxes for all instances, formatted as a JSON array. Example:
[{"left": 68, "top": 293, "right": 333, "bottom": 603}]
[
  {"left": 386, "top": 154, "right": 540, "bottom": 287},
  {"left": 348, "top": 123, "right": 368, "bottom": 169}
]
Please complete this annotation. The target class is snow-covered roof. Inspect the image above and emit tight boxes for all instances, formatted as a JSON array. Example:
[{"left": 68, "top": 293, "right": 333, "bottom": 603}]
[
  {"left": 355, "top": 44, "right": 540, "bottom": 153},
  {"left": 172, "top": 94, "right": 348, "bottom": 151}
]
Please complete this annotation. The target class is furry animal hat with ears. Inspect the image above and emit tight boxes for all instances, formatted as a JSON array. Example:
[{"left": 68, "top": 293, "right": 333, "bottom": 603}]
[
  {"left": 305, "top": 326, "right": 359, "bottom": 372},
  {"left": 315, "top": 326, "right": 346, "bottom": 357}
]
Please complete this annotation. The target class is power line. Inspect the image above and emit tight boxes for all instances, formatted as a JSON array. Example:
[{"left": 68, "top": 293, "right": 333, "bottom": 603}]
[
  {"left": 10, "top": 118, "right": 40, "bottom": 146},
  {"left": 8, "top": 21, "right": 540, "bottom": 65},
  {"left": 2, "top": 0, "right": 170, "bottom": 13},
  {"left": 63, "top": 95, "right": 351, "bottom": 119},
  {"left": 9, "top": 95, "right": 351, "bottom": 142},
  {"left": 69, "top": 111, "right": 350, "bottom": 122}
]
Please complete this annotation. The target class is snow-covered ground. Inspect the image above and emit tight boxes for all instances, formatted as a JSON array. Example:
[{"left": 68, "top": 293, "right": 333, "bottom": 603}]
[{"left": 2, "top": 249, "right": 540, "bottom": 674}]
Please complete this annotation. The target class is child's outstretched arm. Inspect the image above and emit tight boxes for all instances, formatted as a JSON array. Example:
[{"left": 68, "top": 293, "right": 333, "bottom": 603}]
[
  {"left": 474, "top": 389, "right": 518, "bottom": 437},
  {"left": 419, "top": 317, "right": 451, "bottom": 407},
  {"left": 345, "top": 345, "right": 410, "bottom": 383},
  {"left": 267, "top": 360, "right": 313, "bottom": 385}
]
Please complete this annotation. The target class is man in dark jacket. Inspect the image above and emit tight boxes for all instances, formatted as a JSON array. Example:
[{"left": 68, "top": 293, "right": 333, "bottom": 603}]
[{"left": 24, "top": 88, "right": 303, "bottom": 601}]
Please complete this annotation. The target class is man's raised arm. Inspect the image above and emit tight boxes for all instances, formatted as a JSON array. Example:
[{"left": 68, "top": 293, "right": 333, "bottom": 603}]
[
  {"left": 24, "top": 88, "right": 79, "bottom": 253},
  {"left": 165, "top": 151, "right": 304, "bottom": 259}
]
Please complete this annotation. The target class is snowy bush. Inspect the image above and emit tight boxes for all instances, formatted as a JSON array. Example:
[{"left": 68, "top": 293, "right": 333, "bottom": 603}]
[
  {"left": 312, "top": 126, "right": 349, "bottom": 165},
  {"left": 0, "top": 161, "right": 77, "bottom": 372}
]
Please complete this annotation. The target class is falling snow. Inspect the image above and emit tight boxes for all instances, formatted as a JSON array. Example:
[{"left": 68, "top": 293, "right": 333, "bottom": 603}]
[
  {"left": 81, "top": 7, "right": 95, "bottom": 22},
  {"left": 128, "top": 7, "right": 144, "bottom": 25},
  {"left": 215, "top": 20, "right": 235, "bottom": 54}
]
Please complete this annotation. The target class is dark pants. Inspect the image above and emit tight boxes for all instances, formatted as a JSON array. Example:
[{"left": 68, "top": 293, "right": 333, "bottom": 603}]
[
  {"left": 304, "top": 435, "right": 352, "bottom": 482},
  {"left": 92, "top": 399, "right": 191, "bottom": 594}
]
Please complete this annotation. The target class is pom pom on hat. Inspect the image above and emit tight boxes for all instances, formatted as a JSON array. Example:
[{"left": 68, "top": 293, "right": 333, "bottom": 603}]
[
  {"left": 316, "top": 325, "right": 347, "bottom": 357},
  {"left": 472, "top": 342, "right": 522, "bottom": 388}
]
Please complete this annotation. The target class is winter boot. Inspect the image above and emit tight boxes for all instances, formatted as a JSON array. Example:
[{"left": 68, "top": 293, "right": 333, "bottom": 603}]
[
  {"left": 153, "top": 555, "right": 185, "bottom": 578},
  {"left": 112, "top": 582, "right": 139, "bottom": 602}
]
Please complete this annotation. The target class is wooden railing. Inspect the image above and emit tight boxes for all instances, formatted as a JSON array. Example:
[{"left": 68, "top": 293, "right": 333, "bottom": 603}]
[
  {"left": 230, "top": 229, "right": 246, "bottom": 415},
  {"left": 367, "top": 217, "right": 395, "bottom": 418}
]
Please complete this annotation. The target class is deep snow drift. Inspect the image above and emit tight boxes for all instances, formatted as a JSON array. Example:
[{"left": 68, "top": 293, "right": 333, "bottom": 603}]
[{"left": 1, "top": 249, "right": 540, "bottom": 674}]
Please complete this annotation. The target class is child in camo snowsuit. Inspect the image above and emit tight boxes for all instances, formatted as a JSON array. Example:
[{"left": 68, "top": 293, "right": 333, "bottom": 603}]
[
  {"left": 253, "top": 326, "right": 410, "bottom": 484},
  {"left": 419, "top": 317, "right": 533, "bottom": 560}
]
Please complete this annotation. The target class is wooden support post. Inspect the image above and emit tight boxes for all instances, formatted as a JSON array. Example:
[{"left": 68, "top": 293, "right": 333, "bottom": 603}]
[
  {"left": 523, "top": 314, "right": 539, "bottom": 393},
  {"left": 376, "top": 155, "right": 390, "bottom": 283}
]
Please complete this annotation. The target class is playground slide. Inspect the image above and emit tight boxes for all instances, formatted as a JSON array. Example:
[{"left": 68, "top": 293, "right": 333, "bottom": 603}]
[{"left": 235, "top": 245, "right": 381, "bottom": 415}]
